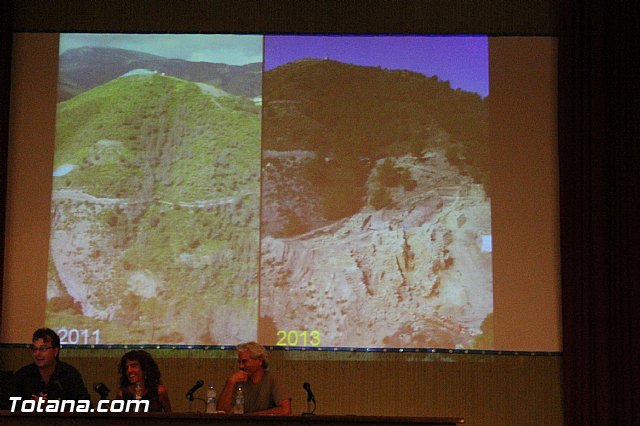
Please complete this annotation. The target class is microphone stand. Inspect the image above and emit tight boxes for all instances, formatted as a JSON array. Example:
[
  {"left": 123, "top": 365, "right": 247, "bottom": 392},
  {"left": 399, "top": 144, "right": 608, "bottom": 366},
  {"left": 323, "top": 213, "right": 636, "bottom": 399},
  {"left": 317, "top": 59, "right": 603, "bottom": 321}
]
[
  {"left": 185, "top": 380, "right": 205, "bottom": 413},
  {"left": 302, "top": 382, "right": 316, "bottom": 415},
  {"left": 186, "top": 393, "right": 206, "bottom": 413},
  {"left": 303, "top": 397, "right": 316, "bottom": 415},
  {"left": 191, "top": 397, "right": 207, "bottom": 413}
]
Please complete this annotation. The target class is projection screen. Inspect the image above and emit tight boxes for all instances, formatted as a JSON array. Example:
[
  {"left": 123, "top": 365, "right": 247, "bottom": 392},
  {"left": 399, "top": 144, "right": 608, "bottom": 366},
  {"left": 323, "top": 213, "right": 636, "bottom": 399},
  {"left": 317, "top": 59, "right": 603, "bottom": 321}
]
[{"left": 2, "top": 33, "right": 560, "bottom": 352}]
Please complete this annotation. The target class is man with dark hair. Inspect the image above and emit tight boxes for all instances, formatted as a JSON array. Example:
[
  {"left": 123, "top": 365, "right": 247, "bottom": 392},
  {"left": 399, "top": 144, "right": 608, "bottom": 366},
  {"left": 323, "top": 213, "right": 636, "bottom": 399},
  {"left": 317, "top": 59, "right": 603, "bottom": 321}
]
[
  {"left": 217, "top": 341, "right": 291, "bottom": 415},
  {"left": 11, "top": 328, "right": 90, "bottom": 401}
]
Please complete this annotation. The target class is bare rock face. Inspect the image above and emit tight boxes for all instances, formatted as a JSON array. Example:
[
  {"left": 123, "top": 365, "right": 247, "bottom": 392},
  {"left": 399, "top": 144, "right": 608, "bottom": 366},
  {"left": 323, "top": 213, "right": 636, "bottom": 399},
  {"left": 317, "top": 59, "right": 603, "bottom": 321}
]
[
  {"left": 48, "top": 190, "right": 124, "bottom": 320},
  {"left": 260, "top": 150, "right": 493, "bottom": 348}
]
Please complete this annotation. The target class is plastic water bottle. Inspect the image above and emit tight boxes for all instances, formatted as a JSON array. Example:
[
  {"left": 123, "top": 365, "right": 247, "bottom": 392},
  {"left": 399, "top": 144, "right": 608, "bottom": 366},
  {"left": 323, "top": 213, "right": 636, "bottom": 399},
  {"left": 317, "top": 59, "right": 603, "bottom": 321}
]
[
  {"left": 205, "top": 383, "right": 217, "bottom": 413},
  {"left": 232, "top": 382, "right": 244, "bottom": 414}
]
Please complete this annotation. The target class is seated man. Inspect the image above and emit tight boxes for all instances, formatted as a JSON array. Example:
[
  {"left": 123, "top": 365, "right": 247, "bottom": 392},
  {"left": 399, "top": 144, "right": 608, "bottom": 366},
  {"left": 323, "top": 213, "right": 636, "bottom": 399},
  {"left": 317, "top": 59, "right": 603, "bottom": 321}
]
[
  {"left": 12, "top": 328, "right": 90, "bottom": 401},
  {"left": 217, "top": 341, "right": 291, "bottom": 415}
]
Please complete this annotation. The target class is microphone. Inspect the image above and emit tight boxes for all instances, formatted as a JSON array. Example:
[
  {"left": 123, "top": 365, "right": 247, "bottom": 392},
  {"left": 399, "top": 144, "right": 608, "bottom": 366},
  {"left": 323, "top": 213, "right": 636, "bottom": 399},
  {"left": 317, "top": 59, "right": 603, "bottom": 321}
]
[
  {"left": 185, "top": 380, "right": 204, "bottom": 401},
  {"left": 302, "top": 382, "right": 316, "bottom": 415},
  {"left": 303, "top": 382, "right": 315, "bottom": 402},
  {"left": 93, "top": 382, "right": 110, "bottom": 399}
]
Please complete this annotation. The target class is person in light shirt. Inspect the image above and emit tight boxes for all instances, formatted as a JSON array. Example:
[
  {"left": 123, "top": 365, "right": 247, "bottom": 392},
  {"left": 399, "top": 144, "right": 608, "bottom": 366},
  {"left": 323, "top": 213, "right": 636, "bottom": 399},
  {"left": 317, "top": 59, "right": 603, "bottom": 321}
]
[{"left": 217, "top": 342, "right": 291, "bottom": 415}]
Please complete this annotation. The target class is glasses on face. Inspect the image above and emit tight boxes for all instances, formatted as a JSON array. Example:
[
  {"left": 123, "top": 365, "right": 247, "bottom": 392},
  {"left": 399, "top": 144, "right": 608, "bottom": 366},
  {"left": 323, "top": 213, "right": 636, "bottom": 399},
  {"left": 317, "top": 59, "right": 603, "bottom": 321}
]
[{"left": 30, "top": 346, "right": 54, "bottom": 353}]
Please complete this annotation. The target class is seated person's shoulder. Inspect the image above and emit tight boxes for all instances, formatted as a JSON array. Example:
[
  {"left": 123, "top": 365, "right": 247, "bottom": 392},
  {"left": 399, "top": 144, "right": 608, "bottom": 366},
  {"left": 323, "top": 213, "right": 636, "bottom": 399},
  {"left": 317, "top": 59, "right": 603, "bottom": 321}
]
[
  {"left": 12, "top": 363, "right": 38, "bottom": 381},
  {"left": 14, "top": 362, "right": 36, "bottom": 374},
  {"left": 57, "top": 361, "right": 85, "bottom": 377},
  {"left": 57, "top": 360, "right": 79, "bottom": 370}
]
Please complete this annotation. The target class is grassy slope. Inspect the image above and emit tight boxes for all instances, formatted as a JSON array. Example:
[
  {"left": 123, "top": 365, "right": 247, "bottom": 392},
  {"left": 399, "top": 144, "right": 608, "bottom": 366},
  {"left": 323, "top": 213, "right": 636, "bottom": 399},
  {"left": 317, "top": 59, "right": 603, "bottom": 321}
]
[{"left": 48, "top": 74, "right": 261, "bottom": 344}]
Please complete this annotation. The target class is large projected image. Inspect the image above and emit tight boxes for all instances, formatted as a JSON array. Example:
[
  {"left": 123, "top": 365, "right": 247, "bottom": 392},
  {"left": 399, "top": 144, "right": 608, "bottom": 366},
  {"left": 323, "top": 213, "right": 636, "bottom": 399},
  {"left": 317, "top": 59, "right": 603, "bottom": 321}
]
[
  {"left": 259, "top": 36, "right": 492, "bottom": 349},
  {"left": 47, "top": 34, "right": 263, "bottom": 345},
  {"left": 45, "top": 34, "right": 493, "bottom": 348}
]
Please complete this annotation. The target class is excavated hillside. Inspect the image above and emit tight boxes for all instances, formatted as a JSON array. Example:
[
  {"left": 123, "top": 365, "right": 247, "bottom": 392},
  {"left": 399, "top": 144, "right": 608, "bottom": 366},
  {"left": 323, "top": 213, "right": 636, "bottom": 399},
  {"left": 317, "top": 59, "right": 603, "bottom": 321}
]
[
  {"left": 259, "top": 59, "right": 492, "bottom": 348},
  {"left": 260, "top": 150, "right": 492, "bottom": 348}
]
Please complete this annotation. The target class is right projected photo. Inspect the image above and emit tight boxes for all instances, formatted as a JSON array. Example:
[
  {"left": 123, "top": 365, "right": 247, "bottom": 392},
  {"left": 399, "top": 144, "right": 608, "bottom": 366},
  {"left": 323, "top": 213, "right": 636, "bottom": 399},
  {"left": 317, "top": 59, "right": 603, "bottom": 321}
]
[{"left": 258, "top": 35, "right": 492, "bottom": 349}]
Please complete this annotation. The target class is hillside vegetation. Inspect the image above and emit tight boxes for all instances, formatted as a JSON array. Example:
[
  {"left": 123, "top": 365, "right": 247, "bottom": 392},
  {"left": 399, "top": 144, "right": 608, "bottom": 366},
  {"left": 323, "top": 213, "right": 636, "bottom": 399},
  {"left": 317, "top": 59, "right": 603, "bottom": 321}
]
[
  {"left": 48, "top": 72, "right": 261, "bottom": 344},
  {"left": 262, "top": 58, "right": 490, "bottom": 236},
  {"left": 58, "top": 46, "right": 262, "bottom": 101}
]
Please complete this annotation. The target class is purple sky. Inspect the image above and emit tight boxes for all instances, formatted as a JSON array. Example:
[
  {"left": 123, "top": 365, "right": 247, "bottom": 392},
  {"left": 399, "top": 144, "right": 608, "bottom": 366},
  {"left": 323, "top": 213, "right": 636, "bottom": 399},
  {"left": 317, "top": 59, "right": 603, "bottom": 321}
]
[{"left": 264, "top": 35, "right": 489, "bottom": 98}]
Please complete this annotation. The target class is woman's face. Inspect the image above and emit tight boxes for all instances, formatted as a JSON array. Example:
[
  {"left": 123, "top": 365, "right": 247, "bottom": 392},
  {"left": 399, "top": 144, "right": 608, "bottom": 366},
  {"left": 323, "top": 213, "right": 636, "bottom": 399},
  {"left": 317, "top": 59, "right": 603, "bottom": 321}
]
[{"left": 125, "top": 359, "right": 144, "bottom": 384}]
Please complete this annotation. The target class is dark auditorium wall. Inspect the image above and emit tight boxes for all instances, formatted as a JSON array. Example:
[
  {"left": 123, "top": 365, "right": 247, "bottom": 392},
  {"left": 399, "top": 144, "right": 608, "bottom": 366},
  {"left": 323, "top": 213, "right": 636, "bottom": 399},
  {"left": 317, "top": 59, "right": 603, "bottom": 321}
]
[{"left": 1, "top": 1, "right": 562, "bottom": 425}]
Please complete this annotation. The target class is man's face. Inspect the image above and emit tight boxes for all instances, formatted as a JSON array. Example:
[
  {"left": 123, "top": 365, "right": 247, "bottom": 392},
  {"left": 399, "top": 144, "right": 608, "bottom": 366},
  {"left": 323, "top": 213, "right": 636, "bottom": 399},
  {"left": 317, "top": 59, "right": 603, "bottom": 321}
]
[
  {"left": 125, "top": 360, "right": 144, "bottom": 384},
  {"left": 237, "top": 350, "right": 262, "bottom": 377},
  {"left": 31, "top": 338, "right": 58, "bottom": 369}
]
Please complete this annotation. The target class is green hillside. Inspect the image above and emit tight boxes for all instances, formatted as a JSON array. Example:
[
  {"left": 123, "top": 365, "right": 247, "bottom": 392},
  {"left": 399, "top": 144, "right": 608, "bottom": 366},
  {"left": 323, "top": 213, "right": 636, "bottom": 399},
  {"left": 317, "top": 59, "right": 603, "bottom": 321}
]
[
  {"left": 55, "top": 73, "right": 260, "bottom": 200},
  {"left": 48, "top": 73, "right": 261, "bottom": 344}
]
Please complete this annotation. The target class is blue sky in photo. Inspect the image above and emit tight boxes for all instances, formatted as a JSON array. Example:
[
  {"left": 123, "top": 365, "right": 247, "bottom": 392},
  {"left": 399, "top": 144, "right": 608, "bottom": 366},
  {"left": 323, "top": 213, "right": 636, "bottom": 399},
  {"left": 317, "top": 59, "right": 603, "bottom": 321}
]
[{"left": 264, "top": 35, "right": 489, "bottom": 98}]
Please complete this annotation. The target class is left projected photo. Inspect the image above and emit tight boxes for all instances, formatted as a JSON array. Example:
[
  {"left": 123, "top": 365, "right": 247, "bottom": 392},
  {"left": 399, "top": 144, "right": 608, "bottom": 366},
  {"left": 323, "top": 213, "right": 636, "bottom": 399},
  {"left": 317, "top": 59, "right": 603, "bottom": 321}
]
[{"left": 47, "top": 34, "right": 263, "bottom": 345}]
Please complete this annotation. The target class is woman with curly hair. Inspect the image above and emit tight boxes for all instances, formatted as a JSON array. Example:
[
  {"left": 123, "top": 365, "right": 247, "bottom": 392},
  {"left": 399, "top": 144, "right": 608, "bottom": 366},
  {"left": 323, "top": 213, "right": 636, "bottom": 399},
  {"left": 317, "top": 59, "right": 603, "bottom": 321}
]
[{"left": 116, "top": 350, "right": 172, "bottom": 412}]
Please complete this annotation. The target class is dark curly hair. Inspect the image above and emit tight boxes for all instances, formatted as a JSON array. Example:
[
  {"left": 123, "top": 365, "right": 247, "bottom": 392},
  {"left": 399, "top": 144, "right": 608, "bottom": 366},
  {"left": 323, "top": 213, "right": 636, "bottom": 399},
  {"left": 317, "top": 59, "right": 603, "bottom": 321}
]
[{"left": 118, "top": 350, "right": 163, "bottom": 390}]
